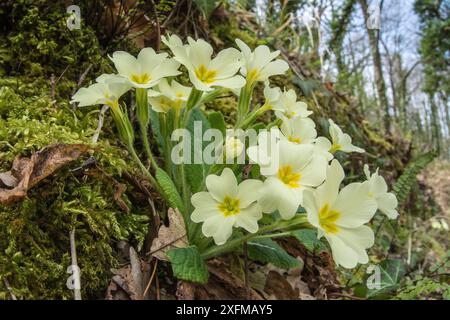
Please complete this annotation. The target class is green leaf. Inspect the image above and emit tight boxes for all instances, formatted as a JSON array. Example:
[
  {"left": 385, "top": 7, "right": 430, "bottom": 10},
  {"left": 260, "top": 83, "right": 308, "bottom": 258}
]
[
  {"left": 293, "top": 78, "right": 320, "bottom": 97},
  {"left": 366, "top": 259, "right": 406, "bottom": 298},
  {"left": 185, "top": 108, "right": 211, "bottom": 193},
  {"left": 193, "top": 0, "right": 218, "bottom": 18},
  {"left": 248, "top": 238, "right": 301, "bottom": 270},
  {"left": 167, "top": 246, "right": 209, "bottom": 284},
  {"left": 149, "top": 109, "right": 164, "bottom": 150},
  {"left": 155, "top": 168, "right": 185, "bottom": 212},
  {"left": 207, "top": 111, "right": 226, "bottom": 137},
  {"left": 291, "top": 229, "right": 328, "bottom": 253}
]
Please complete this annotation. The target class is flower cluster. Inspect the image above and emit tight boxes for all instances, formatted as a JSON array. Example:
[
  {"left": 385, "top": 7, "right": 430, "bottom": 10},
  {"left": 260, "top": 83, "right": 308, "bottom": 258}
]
[{"left": 71, "top": 34, "right": 398, "bottom": 269}]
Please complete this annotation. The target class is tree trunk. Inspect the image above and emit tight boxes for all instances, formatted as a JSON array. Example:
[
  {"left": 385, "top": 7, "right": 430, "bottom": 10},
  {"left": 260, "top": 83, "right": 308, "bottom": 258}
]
[
  {"left": 429, "top": 94, "right": 442, "bottom": 153},
  {"left": 359, "top": 0, "right": 391, "bottom": 132}
]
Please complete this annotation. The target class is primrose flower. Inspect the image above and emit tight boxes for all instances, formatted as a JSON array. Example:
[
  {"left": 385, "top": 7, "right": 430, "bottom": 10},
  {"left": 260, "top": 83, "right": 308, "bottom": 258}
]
[
  {"left": 109, "top": 48, "right": 180, "bottom": 89},
  {"left": 191, "top": 168, "right": 263, "bottom": 245},
  {"left": 328, "top": 119, "right": 365, "bottom": 154},
  {"left": 70, "top": 79, "right": 130, "bottom": 108},
  {"left": 71, "top": 77, "right": 134, "bottom": 146},
  {"left": 161, "top": 34, "right": 186, "bottom": 52},
  {"left": 272, "top": 89, "right": 313, "bottom": 120},
  {"left": 363, "top": 165, "right": 399, "bottom": 219},
  {"left": 167, "top": 36, "right": 245, "bottom": 91},
  {"left": 303, "top": 160, "right": 378, "bottom": 268},
  {"left": 262, "top": 84, "right": 282, "bottom": 108},
  {"left": 235, "top": 39, "right": 289, "bottom": 84},
  {"left": 148, "top": 79, "right": 192, "bottom": 113},
  {"left": 248, "top": 136, "right": 327, "bottom": 219},
  {"left": 280, "top": 117, "right": 317, "bottom": 145},
  {"left": 314, "top": 137, "right": 334, "bottom": 162}
]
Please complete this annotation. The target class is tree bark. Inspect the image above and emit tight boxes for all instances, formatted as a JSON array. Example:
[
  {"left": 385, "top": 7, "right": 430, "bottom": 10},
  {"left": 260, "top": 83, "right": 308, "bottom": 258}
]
[
  {"left": 359, "top": 0, "right": 391, "bottom": 132},
  {"left": 429, "top": 94, "right": 442, "bottom": 153}
]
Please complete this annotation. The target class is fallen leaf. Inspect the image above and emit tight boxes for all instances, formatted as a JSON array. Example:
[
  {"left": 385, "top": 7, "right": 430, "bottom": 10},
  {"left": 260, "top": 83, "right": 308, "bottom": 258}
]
[
  {"left": 0, "top": 144, "right": 90, "bottom": 205},
  {"left": 0, "top": 158, "right": 32, "bottom": 205},
  {"left": 149, "top": 208, "right": 188, "bottom": 261},
  {"left": 264, "top": 270, "right": 298, "bottom": 300}
]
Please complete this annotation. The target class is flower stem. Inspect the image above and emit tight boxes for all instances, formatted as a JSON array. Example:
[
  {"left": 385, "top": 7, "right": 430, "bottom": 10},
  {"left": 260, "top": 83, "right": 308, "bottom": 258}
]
[
  {"left": 140, "top": 124, "right": 159, "bottom": 170},
  {"left": 135, "top": 88, "right": 159, "bottom": 170},
  {"left": 239, "top": 104, "right": 271, "bottom": 129},
  {"left": 237, "top": 83, "right": 255, "bottom": 126},
  {"left": 200, "top": 215, "right": 310, "bottom": 259},
  {"left": 127, "top": 145, "right": 159, "bottom": 190}
]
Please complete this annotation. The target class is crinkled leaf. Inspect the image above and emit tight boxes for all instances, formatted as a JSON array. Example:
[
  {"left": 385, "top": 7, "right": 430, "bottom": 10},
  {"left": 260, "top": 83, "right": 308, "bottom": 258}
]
[
  {"left": 167, "top": 246, "right": 209, "bottom": 284},
  {"left": 207, "top": 111, "right": 226, "bottom": 137},
  {"left": 149, "top": 109, "right": 165, "bottom": 150},
  {"left": 248, "top": 238, "right": 301, "bottom": 270},
  {"left": 291, "top": 229, "right": 328, "bottom": 253},
  {"left": 185, "top": 108, "right": 211, "bottom": 193},
  {"left": 155, "top": 168, "right": 185, "bottom": 213}
]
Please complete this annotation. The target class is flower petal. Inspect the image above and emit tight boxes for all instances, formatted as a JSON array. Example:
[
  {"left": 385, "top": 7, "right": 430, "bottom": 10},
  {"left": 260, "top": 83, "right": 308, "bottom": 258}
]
[
  {"left": 237, "top": 179, "right": 263, "bottom": 208},
  {"left": 258, "top": 178, "right": 301, "bottom": 219},
  {"left": 110, "top": 51, "right": 139, "bottom": 77},
  {"left": 328, "top": 225, "right": 374, "bottom": 268},
  {"left": 377, "top": 193, "right": 399, "bottom": 219},
  {"left": 299, "top": 155, "right": 327, "bottom": 187},
  {"left": 235, "top": 203, "right": 262, "bottom": 233},
  {"left": 259, "top": 59, "right": 289, "bottom": 80},
  {"left": 333, "top": 182, "right": 378, "bottom": 228},
  {"left": 314, "top": 159, "right": 344, "bottom": 208},
  {"left": 206, "top": 168, "right": 238, "bottom": 202},
  {"left": 211, "top": 75, "right": 246, "bottom": 90},
  {"left": 202, "top": 215, "right": 235, "bottom": 245}
]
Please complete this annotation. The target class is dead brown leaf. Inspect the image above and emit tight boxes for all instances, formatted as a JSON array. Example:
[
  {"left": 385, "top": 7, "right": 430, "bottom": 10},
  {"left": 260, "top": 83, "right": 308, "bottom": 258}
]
[
  {"left": 0, "top": 144, "right": 90, "bottom": 205},
  {"left": 264, "top": 270, "right": 298, "bottom": 300},
  {"left": 149, "top": 208, "right": 188, "bottom": 261}
]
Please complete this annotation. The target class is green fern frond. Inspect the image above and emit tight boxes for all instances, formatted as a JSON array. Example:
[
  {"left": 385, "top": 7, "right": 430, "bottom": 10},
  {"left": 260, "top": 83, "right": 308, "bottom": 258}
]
[{"left": 393, "top": 151, "right": 437, "bottom": 205}]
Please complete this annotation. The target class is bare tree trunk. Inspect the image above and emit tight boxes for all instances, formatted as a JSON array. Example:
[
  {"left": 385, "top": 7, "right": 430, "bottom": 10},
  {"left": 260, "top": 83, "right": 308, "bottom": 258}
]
[
  {"left": 429, "top": 94, "right": 442, "bottom": 153},
  {"left": 439, "top": 92, "right": 450, "bottom": 141},
  {"left": 359, "top": 0, "right": 391, "bottom": 132}
]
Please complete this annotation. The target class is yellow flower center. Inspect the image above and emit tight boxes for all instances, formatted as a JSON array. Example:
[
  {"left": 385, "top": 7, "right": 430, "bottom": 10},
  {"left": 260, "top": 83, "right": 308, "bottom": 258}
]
[
  {"left": 329, "top": 143, "right": 342, "bottom": 154},
  {"left": 277, "top": 165, "right": 301, "bottom": 188},
  {"left": 319, "top": 204, "right": 340, "bottom": 234},
  {"left": 157, "top": 96, "right": 173, "bottom": 112},
  {"left": 195, "top": 64, "right": 217, "bottom": 84},
  {"left": 247, "top": 69, "right": 260, "bottom": 83},
  {"left": 131, "top": 73, "right": 151, "bottom": 84},
  {"left": 218, "top": 196, "right": 240, "bottom": 217},
  {"left": 288, "top": 135, "right": 301, "bottom": 144}
]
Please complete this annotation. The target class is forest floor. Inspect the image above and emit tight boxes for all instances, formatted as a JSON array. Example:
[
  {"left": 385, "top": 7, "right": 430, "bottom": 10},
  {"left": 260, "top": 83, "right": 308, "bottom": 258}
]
[{"left": 420, "top": 160, "right": 450, "bottom": 220}]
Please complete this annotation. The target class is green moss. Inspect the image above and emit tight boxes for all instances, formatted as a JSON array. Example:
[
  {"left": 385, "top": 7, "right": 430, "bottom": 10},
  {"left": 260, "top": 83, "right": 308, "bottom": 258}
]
[
  {"left": 0, "top": 78, "right": 152, "bottom": 299},
  {"left": 0, "top": 1, "right": 152, "bottom": 299}
]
